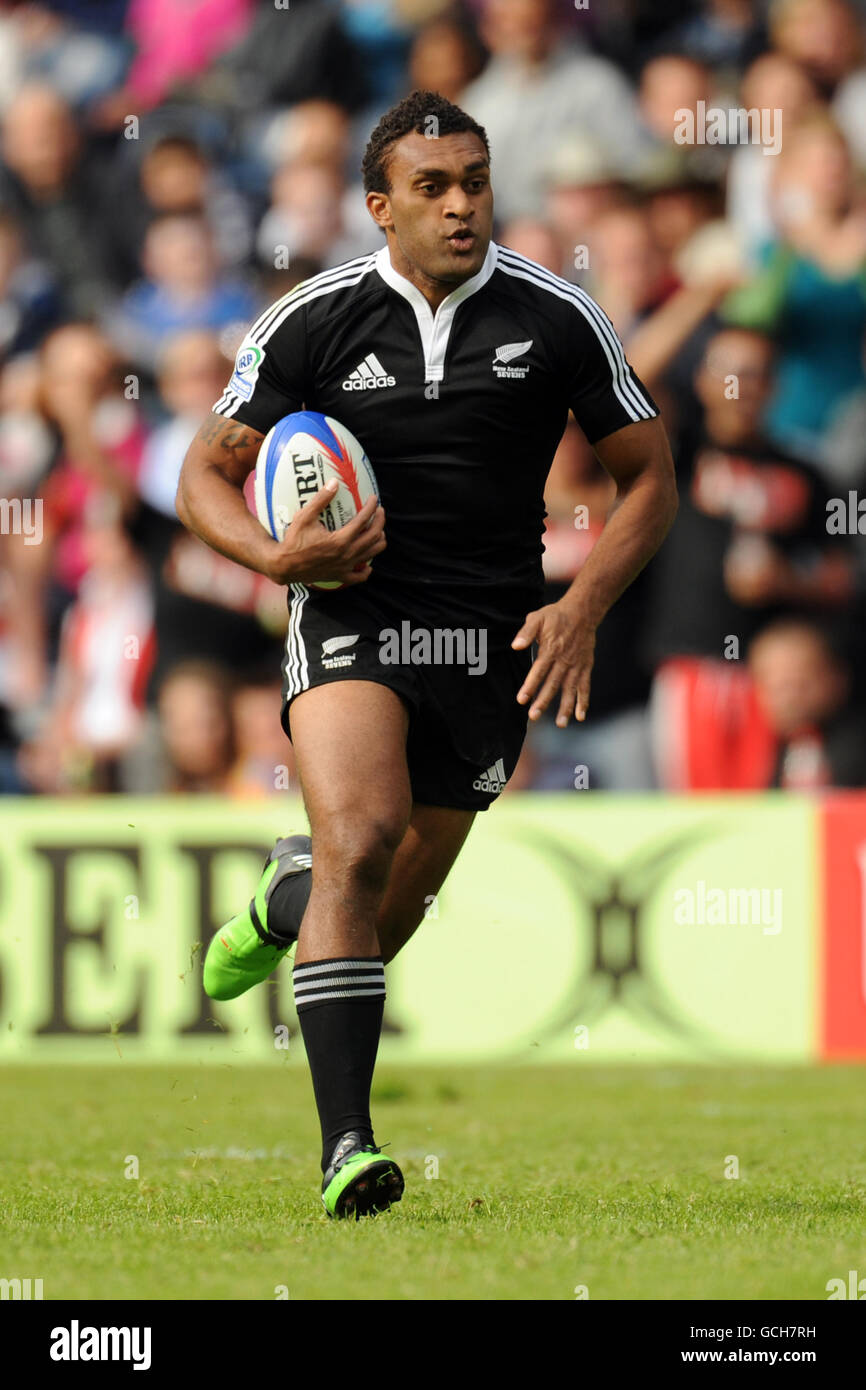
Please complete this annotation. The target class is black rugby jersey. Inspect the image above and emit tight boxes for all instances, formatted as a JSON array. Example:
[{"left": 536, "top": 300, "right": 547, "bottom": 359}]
[{"left": 213, "top": 242, "right": 659, "bottom": 632}]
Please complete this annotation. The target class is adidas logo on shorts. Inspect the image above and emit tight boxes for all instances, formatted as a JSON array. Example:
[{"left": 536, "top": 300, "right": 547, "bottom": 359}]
[
  {"left": 341, "top": 353, "right": 396, "bottom": 391},
  {"left": 472, "top": 757, "right": 507, "bottom": 794}
]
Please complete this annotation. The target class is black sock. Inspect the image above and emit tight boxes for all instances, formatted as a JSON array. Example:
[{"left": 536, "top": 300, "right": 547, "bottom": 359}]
[
  {"left": 266, "top": 869, "right": 312, "bottom": 944},
  {"left": 293, "top": 957, "right": 386, "bottom": 1172}
]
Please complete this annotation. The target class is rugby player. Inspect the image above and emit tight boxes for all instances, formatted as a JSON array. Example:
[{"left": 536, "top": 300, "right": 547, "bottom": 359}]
[{"left": 177, "top": 91, "right": 677, "bottom": 1219}]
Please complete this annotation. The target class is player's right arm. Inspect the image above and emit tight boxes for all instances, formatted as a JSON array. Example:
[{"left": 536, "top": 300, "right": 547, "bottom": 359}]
[
  {"left": 177, "top": 413, "right": 385, "bottom": 588},
  {"left": 178, "top": 282, "right": 386, "bottom": 586}
]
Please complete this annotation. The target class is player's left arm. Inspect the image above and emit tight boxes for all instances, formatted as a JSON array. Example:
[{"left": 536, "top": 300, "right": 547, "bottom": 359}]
[{"left": 513, "top": 415, "right": 677, "bottom": 726}]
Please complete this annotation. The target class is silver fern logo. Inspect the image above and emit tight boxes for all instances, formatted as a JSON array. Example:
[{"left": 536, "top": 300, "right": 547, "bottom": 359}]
[
  {"left": 321, "top": 634, "right": 359, "bottom": 669},
  {"left": 493, "top": 340, "right": 533, "bottom": 378},
  {"left": 322, "top": 634, "right": 359, "bottom": 656}
]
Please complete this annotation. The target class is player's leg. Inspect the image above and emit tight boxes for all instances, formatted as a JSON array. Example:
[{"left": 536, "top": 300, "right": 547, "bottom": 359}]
[
  {"left": 287, "top": 678, "right": 413, "bottom": 1217},
  {"left": 201, "top": 832, "right": 313, "bottom": 1003},
  {"left": 204, "top": 796, "right": 473, "bottom": 992},
  {"left": 290, "top": 678, "right": 412, "bottom": 959},
  {"left": 375, "top": 804, "right": 475, "bottom": 964},
  {"left": 370, "top": 638, "right": 530, "bottom": 962},
  {"left": 202, "top": 583, "right": 410, "bottom": 1002}
]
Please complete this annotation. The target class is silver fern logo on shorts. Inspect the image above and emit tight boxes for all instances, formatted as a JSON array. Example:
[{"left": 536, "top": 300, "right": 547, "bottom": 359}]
[{"left": 321, "top": 634, "right": 359, "bottom": 669}]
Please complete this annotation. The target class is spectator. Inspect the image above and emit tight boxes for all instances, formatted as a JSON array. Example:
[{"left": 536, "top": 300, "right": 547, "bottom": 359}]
[
  {"left": 723, "top": 110, "right": 866, "bottom": 462},
  {"left": 461, "top": 0, "right": 647, "bottom": 223},
  {"left": 102, "top": 135, "right": 254, "bottom": 288},
  {"left": 626, "top": 268, "right": 738, "bottom": 447},
  {"left": 639, "top": 148, "right": 726, "bottom": 264},
  {"left": 7, "top": 323, "right": 143, "bottom": 711},
  {"left": 215, "top": 0, "right": 368, "bottom": 113},
  {"left": 0, "top": 346, "right": 53, "bottom": 793},
  {"left": 663, "top": 0, "right": 767, "bottom": 78},
  {"left": 18, "top": 503, "right": 154, "bottom": 794},
  {"left": 585, "top": 203, "right": 676, "bottom": 341},
  {"left": 749, "top": 618, "right": 866, "bottom": 787},
  {"left": 770, "top": 0, "right": 863, "bottom": 99},
  {"left": 646, "top": 326, "right": 854, "bottom": 790},
  {"left": 639, "top": 52, "right": 714, "bottom": 148},
  {"left": 637, "top": 52, "right": 732, "bottom": 222},
  {"left": 11, "top": 0, "right": 130, "bottom": 110},
  {"left": 39, "top": 322, "right": 142, "bottom": 531},
  {"left": 768, "top": 0, "right": 866, "bottom": 196},
  {"left": 0, "top": 85, "right": 111, "bottom": 316},
  {"left": 623, "top": 155, "right": 744, "bottom": 438},
  {"left": 498, "top": 216, "right": 562, "bottom": 273},
  {"left": 0, "top": 2, "right": 24, "bottom": 114},
  {"left": 822, "top": 325, "right": 866, "bottom": 486},
  {"left": 155, "top": 661, "right": 237, "bottom": 795},
  {"left": 258, "top": 101, "right": 351, "bottom": 177},
  {"left": 337, "top": 0, "right": 415, "bottom": 109},
  {"left": 524, "top": 416, "right": 656, "bottom": 790},
  {"left": 256, "top": 159, "right": 380, "bottom": 272},
  {"left": 106, "top": 213, "right": 258, "bottom": 373},
  {"left": 725, "top": 51, "right": 820, "bottom": 268},
  {"left": 258, "top": 255, "right": 326, "bottom": 314},
  {"left": 228, "top": 674, "right": 299, "bottom": 798},
  {"left": 408, "top": 12, "right": 487, "bottom": 102},
  {"left": 0, "top": 211, "right": 62, "bottom": 360},
  {"left": 137, "top": 329, "right": 228, "bottom": 516},
  {"left": 156, "top": 659, "right": 236, "bottom": 793},
  {"left": 542, "top": 137, "right": 631, "bottom": 281},
  {"left": 133, "top": 329, "right": 285, "bottom": 692},
  {"left": 92, "top": 0, "right": 255, "bottom": 124},
  {"left": 0, "top": 352, "right": 54, "bottom": 498}
]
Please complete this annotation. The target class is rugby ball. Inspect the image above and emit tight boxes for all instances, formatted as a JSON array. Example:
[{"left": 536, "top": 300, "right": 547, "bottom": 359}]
[{"left": 253, "top": 411, "right": 379, "bottom": 590}]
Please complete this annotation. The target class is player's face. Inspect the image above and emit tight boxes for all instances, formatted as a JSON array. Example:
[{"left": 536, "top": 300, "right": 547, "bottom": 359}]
[{"left": 370, "top": 130, "right": 493, "bottom": 287}]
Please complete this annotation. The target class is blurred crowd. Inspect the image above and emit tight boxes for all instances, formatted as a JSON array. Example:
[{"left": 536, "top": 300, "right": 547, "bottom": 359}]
[{"left": 2, "top": 0, "right": 866, "bottom": 795}]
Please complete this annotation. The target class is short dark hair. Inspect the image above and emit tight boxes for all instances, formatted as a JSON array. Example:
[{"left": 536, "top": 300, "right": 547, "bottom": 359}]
[{"left": 361, "top": 90, "right": 490, "bottom": 195}]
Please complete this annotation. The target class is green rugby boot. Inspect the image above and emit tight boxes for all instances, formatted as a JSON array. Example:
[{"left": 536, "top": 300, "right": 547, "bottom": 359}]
[
  {"left": 321, "top": 1132, "right": 405, "bottom": 1220},
  {"left": 203, "top": 835, "right": 312, "bottom": 1001}
]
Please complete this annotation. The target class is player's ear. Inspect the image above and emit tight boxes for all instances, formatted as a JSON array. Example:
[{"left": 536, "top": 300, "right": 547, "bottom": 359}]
[{"left": 365, "top": 190, "right": 393, "bottom": 232}]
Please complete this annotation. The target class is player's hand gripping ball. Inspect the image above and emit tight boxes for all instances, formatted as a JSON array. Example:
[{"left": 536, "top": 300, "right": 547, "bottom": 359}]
[{"left": 254, "top": 411, "right": 380, "bottom": 590}]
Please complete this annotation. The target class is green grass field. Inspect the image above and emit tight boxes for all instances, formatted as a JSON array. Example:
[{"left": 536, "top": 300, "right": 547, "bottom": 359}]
[{"left": 2, "top": 1064, "right": 864, "bottom": 1301}]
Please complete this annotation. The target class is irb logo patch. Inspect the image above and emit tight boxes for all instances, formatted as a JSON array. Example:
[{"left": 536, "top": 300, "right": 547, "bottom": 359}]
[{"left": 230, "top": 343, "right": 264, "bottom": 400}]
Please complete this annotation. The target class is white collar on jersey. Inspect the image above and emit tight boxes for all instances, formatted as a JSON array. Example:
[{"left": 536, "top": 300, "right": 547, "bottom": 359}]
[{"left": 374, "top": 239, "right": 499, "bottom": 382}]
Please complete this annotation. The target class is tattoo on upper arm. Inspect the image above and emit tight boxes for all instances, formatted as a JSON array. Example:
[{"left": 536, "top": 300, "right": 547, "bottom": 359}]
[{"left": 198, "top": 413, "right": 264, "bottom": 453}]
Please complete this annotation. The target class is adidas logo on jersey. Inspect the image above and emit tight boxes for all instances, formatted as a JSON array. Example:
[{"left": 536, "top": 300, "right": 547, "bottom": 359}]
[
  {"left": 472, "top": 757, "right": 507, "bottom": 794},
  {"left": 321, "top": 634, "right": 359, "bottom": 669},
  {"left": 492, "top": 340, "right": 532, "bottom": 379},
  {"left": 342, "top": 353, "right": 396, "bottom": 391}
]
